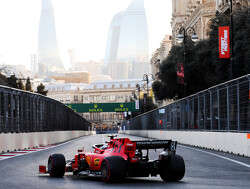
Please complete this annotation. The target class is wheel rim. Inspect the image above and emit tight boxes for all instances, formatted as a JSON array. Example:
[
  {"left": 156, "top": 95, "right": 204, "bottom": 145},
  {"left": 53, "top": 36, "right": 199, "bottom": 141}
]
[
  {"left": 101, "top": 162, "right": 109, "bottom": 181},
  {"left": 48, "top": 157, "right": 53, "bottom": 173}
]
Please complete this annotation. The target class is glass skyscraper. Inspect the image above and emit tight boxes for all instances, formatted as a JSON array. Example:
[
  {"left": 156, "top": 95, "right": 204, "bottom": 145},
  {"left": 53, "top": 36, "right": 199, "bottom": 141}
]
[
  {"left": 37, "top": 0, "right": 64, "bottom": 77},
  {"left": 105, "top": 0, "right": 150, "bottom": 80}
]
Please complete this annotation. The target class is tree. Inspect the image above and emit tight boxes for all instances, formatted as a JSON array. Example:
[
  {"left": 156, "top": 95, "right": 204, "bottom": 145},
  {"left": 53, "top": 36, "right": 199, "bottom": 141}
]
[
  {"left": 232, "top": 7, "right": 250, "bottom": 77},
  {"left": 0, "top": 73, "right": 8, "bottom": 86},
  {"left": 25, "top": 77, "right": 33, "bottom": 92},
  {"left": 152, "top": 81, "right": 167, "bottom": 101},
  {"left": 36, "top": 83, "right": 48, "bottom": 96},
  {"left": 17, "top": 79, "right": 25, "bottom": 90},
  {"left": 143, "top": 96, "right": 157, "bottom": 113},
  {"left": 7, "top": 74, "right": 18, "bottom": 88},
  {"left": 153, "top": 7, "right": 250, "bottom": 101}
]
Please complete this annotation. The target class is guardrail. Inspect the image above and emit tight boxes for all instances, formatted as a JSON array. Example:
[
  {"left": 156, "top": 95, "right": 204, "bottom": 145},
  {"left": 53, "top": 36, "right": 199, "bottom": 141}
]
[
  {"left": 0, "top": 85, "right": 91, "bottom": 133},
  {"left": 123, "top": 74, "right": 250, "bottom": 132}
]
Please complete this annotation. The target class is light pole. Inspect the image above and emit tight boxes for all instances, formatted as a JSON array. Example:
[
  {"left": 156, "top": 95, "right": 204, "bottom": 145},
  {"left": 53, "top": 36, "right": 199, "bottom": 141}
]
[
  {"left": 176, "top": 26, "right": 198, "bottom": 97},
  {"left": 143, "top": 74, "right": 149, "bottom": 97},
  {"left": 230, "top": 0, "right": 234, "bottom": 79},
  {"left": 143, "top": 74, "right": 153, "bottom": 98},
  {"left": 136, "top": 84, "right": 141, "bottom": 113}
]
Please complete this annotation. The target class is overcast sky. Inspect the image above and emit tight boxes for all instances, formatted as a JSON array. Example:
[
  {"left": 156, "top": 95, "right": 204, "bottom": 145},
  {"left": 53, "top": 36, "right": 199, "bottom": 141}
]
[{"left": 0, "top": 0, "right": 172, "bottom": 70}]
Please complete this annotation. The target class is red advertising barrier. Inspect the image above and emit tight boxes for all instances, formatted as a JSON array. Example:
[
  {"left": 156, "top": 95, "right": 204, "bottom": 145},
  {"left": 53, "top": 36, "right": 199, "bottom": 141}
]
[{"left": 219, "top": 26, "right": 230, "bottom": 58}]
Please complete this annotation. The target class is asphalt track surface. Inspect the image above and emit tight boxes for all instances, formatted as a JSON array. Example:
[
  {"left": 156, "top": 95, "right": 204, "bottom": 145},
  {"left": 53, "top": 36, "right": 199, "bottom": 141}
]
[{"left": 0, "top": 134, "right": 250, "bottom": 189}]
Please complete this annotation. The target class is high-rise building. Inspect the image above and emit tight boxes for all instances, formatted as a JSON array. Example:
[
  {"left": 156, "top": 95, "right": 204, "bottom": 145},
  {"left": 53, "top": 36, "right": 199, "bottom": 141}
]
[
  {"left": 104, "top": 12, "right": 123, "bottom": 67},
  {"left": 68, "top": 49, "right": 76, "bottom": 69},
  {"left": 37, "top": 0, "right": 64, "bottom": 77},
  {"left": 74, "top": 60, "right": 102, "bottom": 76},
  {"left": 31, "top": 54, "right": 38, "bottom": 74},
  {"left": 105, "top": 0, "right": 150, "bottom": 80}
]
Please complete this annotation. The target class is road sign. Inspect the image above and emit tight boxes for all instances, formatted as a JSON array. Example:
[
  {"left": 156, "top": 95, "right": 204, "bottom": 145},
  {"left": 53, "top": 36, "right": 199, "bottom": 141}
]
[{"left": 66, "top": 102, "right": 140, "bottom": 113}]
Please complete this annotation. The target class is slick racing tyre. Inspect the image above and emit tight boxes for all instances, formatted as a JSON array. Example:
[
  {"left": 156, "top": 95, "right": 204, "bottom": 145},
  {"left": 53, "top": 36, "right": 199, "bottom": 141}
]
[
  {"left": 101, "top": 156, "right": 126, "bottom": 183},
  {"left": 48, "top": 153, "right": 66, "bottom": 177},
  {"left": 160, "top": 154, "right": 185, "bottom": 182}
]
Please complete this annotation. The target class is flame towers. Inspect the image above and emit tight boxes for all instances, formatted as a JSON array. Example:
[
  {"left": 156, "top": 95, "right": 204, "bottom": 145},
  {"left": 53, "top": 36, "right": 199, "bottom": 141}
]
[
  {"left": 105, "top": 0, "right": 150, "bottom": 80},
  {"left": 38, "top": 0, "right": 64, "bottom": 77}
]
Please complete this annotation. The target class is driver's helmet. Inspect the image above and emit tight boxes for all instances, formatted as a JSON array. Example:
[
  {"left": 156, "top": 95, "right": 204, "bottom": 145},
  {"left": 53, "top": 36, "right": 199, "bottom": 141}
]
[{"left": 101, "top": 143, "right": 108, "bottom": 150}]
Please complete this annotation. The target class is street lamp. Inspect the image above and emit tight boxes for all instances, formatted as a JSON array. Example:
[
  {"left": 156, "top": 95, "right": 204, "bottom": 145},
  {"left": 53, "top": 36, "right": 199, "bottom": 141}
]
[
  {"left": 136, "top": 84, "right": 141, "bottom": 113},
  {"left": 229, "top": 0, "right": 234, "bottom": 79},
  {"left": 143, "top": 74, "right": 149, "bottom": 97},
  {"left": 142, "top": 74, "right": 154, "bottom": 98},
  {"left": 176, "top": 26, "right": 198, "bottom": 96}
]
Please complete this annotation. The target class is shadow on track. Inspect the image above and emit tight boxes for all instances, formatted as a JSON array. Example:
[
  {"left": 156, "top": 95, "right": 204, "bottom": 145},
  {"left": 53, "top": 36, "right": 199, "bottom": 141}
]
[{"left": 38, "top": 174, "right": 186, "bottom": 188}]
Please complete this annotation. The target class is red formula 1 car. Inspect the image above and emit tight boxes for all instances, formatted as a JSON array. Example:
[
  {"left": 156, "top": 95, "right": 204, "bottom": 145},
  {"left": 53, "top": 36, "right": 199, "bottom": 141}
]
[{"left": 39, "top": 135, "right": 185, "bottom": 182}]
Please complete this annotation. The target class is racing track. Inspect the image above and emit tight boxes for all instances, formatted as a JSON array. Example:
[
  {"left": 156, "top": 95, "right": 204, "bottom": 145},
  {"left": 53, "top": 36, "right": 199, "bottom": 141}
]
[{"left": 0, "top": 134, "right": 249, "bottom": 189}]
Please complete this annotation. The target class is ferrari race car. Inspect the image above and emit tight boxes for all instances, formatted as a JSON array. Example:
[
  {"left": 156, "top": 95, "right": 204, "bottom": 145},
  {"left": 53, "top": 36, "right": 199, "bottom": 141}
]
[{"left": 39, "top": 135, "right": 185, "bottom": 182}]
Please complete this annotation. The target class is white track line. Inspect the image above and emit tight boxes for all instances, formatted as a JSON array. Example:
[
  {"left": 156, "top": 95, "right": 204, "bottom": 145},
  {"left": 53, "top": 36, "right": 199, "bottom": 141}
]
[
  {"left": 0, "top": 135, "right": 92, "bottom": 161},
  {"left": 0, "top": 146, "right": 57, "bottom": 161},
  {"left": 179, "top": 145, "right": 250, "bottom": 168}
]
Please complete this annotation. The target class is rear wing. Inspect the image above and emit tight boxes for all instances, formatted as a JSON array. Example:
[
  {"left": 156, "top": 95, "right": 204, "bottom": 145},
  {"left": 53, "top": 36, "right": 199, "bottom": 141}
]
[{"left": 133, "top": 140, "right": 177, "bottom": 151}]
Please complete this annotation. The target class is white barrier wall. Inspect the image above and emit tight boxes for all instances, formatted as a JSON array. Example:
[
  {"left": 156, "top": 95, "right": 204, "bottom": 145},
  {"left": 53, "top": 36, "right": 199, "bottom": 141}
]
[
  {"left": 0, "top": 131, "right": 96, "bottom": 153},
  {"left": 119, "top": 130, "right": 250, "bottom": 157}
]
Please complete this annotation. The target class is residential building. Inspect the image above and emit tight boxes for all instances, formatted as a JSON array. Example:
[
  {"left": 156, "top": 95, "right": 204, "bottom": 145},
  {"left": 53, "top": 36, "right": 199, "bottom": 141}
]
[
  {"left": 171, "top": 0, "right": 216, "bottom": 44},
  {"left": 150, "top": 35, "right": 172, "bottom": 79},
  {"left": 216, "top": 0, "right": 248, "bottom": 13}
]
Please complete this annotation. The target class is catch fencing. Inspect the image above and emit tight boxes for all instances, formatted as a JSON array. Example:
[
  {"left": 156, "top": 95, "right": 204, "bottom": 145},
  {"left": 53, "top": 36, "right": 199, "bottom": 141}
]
[
  {"left": 0, "top": 85, "right": 91, "bottom": 133},
  {"left": 123, "top": 74, "right": 250, "bottom": 132}
]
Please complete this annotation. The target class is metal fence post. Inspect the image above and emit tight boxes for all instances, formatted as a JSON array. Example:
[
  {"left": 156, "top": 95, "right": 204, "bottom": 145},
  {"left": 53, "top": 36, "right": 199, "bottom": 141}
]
[
  {"left": 25, "top": 95, "right": 29, "bottom": 132},
  {"left": 16, "top": 93, "right": 20, "bottom": 133},
  {"left": 4, "top": 92, "right": 8, "bottom": 133},
  {"left": 192, "top": 98, "right": 194, "bottom": 129},
  {"left": 175, "top": 103, "right": 177, "bottom": 129},
  {"left": 210, "top": 90, "right": 213, "bottom": 131},
  {"left": 198, "top": 95, "right": 200, "bottom": 129},
  {"left": 204, "top": 93, "right": 206, "bottom": 130},
  {"left": 20, "top": 94, "right": 24, "bottom": 132},
  {"left": 237, "top": 82, "right": 240, "bottom": 131},
  {"left": 40, "top": 98, "right": 43, "bottom": 131},
  {"left": 217, "top": 88, "right": 220, "bottom": 130},
  {"left": 10, "top": 92, "right": 14, "bottom": 133},
  {"left": 0, "top": 91, "right": 1, "bottom": 133},
  {"left": 181, "top": 102, "right": 183, "bottom": 129},
  {"left": 170, "top": 105, "right": 172, "bottom": 129},
  {"left": 227, "top": 85, "right": 230, "bottom": 131},
  {"left": 187, "top": 99, "right": 190, "bottom": 129}
]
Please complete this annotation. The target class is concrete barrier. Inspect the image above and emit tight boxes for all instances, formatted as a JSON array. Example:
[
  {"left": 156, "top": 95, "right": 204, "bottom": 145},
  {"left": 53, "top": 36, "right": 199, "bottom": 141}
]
[
  {"left": 119, "top": 130, "right": 250, "bottom": 157},
  {"left": 0, "top": 131, "right": 96, "bottom": 153}
]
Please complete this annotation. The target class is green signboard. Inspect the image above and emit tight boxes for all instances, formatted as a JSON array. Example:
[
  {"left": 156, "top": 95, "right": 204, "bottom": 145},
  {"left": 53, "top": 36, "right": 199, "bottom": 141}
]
[{"left": 66, "top": 102, "right": 139, "bottom": 113}]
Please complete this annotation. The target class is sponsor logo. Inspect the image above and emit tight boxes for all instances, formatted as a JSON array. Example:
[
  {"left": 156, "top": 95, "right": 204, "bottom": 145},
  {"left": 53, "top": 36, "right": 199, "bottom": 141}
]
[
  {"left": 115, "top": 107, "right": 129, "bottom": 111},
  {"left": 221, "top": 30, "right": 228, "bottom": 55},
  {"left": 94, "top": 158, "right": 100, "bottom": 166},
  {"left": 219, "top": 26, "right": 230, "bottom": 58},
  {"left": 136, "top": 141, "right": 169, "bottom": 145},
  {"left": 126, "top": 143, "right": 134, "bottom": 146}
]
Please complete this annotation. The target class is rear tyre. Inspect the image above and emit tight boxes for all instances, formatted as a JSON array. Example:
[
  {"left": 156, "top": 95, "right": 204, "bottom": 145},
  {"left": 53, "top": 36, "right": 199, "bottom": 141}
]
[
  {"left": 101, "top": 156, "right": 126, "bottom": 183},
  {"left": 160, "top": 154, "right": 185, "bottom": 182},
  {"left": 48, "top": 153, "right": 66, "bottom": 177}
]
